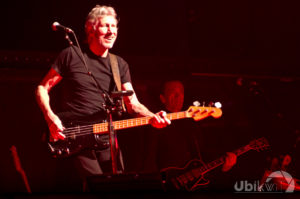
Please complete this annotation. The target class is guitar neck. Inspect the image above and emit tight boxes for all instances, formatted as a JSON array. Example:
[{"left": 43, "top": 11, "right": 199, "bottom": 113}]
[
  {"left": 200, "top": 145, "right": 251, "bottom": 175},
  {"left": 93, "top": 111, "right": 187, "bottom": 134}
]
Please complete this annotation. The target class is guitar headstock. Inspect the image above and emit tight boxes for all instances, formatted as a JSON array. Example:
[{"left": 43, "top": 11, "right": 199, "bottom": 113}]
[
  {"left": 249, "top": 137, "right": 270, "bottom": 152},
  {"left": 186, "top": 103, "right": 222, "bottom": 121}
]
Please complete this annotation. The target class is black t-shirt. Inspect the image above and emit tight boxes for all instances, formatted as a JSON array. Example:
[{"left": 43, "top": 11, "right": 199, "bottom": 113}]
[{"left": 52, "top": 46, "right": 131, "bottom": 117}]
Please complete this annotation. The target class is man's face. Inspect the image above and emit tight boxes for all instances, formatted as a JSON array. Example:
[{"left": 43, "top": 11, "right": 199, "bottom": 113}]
[
  {"left": 160, "top": 81, "right": 184, "bottom": 112},
  {"left": 94, "top": 15, "right": 118, "bottom": 49}
]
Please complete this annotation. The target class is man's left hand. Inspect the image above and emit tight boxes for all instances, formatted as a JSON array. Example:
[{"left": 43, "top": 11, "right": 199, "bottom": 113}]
[
  {"left": 149, "top": 111, "right": 171, "bottom": 128},
  {"left": 222, "top": 152, "right": 237, "bottom": 172}
]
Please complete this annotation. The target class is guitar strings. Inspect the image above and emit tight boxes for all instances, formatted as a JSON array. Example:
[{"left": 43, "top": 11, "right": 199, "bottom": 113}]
[
  {"left": 61, "top": 118, "right": 151, "bottom": 134},
  {"left": 54, "top": 112, "right": 187, "bottom": 139},
  {"left": 61, "top": 119, "right": 151, "bottom": 138},
  {"left": 61, "top": 120, "right": 151, "bottom": 138},
  {"left": 62, "top": 115, "right": 155, "bottom": 132}
]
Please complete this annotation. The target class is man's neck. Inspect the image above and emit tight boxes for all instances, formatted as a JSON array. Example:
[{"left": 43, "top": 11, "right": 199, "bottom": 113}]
[{"left": 89, "top": 43, "right": 109, "bottom": 57}]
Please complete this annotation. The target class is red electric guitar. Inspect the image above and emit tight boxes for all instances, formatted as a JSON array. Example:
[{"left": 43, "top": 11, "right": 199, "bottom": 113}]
[{"left": 160, "top": 137, "right": 270, "bottom": 191}]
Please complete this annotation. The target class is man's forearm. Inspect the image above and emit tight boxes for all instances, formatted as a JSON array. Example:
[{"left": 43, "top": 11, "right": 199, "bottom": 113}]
[
  {"left": 35, "top": 85, "right": 56, "bottom": 124},
  {"left": 130, "top": 102, "right": 155, "bottom": 117}
]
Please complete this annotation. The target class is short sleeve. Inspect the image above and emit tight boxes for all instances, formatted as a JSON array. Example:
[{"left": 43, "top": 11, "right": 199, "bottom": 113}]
[
  {"left": 118, "top": 56, "right": 131, "bottom": 84},
  {"left": 51, "top": 47, "right": 72, "bottom": 76}
]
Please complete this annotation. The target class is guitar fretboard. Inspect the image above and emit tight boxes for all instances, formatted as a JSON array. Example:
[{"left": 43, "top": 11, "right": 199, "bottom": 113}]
[
  {"left": 92, "top": 111, "right": 187, "bottom": 134},
  {"left": 191, "top": 145, "right": 251, "bottom": 177}
]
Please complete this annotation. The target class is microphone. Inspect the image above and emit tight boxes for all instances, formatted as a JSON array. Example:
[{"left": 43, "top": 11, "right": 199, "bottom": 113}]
[{"left": 52, "top": 22, "right": 73, "bottom": 33}]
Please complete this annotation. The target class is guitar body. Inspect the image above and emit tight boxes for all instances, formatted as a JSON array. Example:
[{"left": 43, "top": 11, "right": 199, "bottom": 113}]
[
  {"left": 47, "top": 112, "right": 110, "bottom": 158},
  {"left": 161, "top": 159, "right": 210, "bottom": 191}
]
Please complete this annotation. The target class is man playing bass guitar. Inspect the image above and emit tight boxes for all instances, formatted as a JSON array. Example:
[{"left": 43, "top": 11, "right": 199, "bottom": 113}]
[{"left": 36, "top": 5, "right": 170, "bottom": 191}]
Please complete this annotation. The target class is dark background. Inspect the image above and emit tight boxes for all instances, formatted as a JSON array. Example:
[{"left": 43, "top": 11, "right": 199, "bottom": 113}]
[{"left": 0, "top": 0, "right": 299, "bottom": 194}]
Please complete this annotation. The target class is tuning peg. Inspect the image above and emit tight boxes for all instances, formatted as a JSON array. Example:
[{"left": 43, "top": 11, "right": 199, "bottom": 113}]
[
  {"left": 214, "top": 102, "right": 222, "bottom": 108},
  {"left": 193, "top": 101, "right": 200, "bottom": 107},
  {"left": 208, "top": 101, "right": 214, "bottom": 107}
]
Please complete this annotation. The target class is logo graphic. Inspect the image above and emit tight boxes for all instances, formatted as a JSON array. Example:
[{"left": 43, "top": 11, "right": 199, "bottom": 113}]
[
  {"left": 234, "top": 170, "right": 295, "bottom": 193},
  {"left": 264, "top": 170, "right": 295, "bottom": 193}
]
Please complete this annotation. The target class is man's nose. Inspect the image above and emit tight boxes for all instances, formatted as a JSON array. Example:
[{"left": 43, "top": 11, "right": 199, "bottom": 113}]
[
  {"left": 107, "top": 26, "right": 115, "bottom": 33},
  {"left": 175, "top": 93, "right": 183, "bottom": 99}
]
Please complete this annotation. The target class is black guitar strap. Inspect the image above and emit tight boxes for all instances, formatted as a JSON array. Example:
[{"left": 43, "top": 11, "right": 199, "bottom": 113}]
[
  {"left": 109, "top": 53, "right": 126, "bottom": 112},
  {"left": 109, "top": 53, "right": 121, "bottom": 91}
]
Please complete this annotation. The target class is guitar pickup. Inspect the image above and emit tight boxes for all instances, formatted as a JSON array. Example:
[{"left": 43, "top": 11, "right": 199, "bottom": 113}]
[{"left": 69, "top": 126, "right": 80, "bottom": 139}]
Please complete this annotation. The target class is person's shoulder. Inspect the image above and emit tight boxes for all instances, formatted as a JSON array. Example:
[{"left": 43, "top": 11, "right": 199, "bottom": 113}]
[
  {"left": 110, "top": 53, "right": 127, "bottom": 63},
  {"left": 55, "top": 46, "right": 75, "bottom": 57},
  {"left": 62, "top": 45, "right": 89, "bottom": 54},
  {"left": 60, "top": 45, "right": 74, "bottom": 52},
  {"left": 110, "top": 53, "right": 129, "bottom": 70}
]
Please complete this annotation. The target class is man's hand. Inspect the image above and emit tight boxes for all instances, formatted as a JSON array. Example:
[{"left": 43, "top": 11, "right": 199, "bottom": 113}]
[
  {"left": 149, "top": 111, "right": 171, "bottom": 128},
  {"left": 222, "top": 152, "right": 237, "bottom": 172},
  {"left": 48, "top": 115, "right": 65, "bottom": 141}
]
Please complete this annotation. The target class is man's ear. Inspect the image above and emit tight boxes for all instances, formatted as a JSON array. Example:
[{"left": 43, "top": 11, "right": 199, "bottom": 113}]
[{"left": 160, "top": 94, "right": 166, "bottom": 104}]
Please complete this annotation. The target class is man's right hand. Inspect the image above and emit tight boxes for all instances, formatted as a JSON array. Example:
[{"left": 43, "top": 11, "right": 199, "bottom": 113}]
[
  {"left": 48, "top": 115, "right": 65, "bottom": 141},
  {"left": 149, "top": 111, "right": 171, "bottom": 129}
]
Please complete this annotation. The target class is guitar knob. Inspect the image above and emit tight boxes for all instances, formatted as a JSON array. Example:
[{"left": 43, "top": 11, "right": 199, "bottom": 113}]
[
  {"left": 64, "top": 148, "right": 70, "bottom": 154},
  {"left": 56, "top": 149, "right": 62, "bottom": 155}
]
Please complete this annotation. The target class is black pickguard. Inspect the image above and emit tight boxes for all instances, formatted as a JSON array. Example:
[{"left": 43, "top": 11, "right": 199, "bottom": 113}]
[{"left": 47, "top": 112, "right": 110, "bottom": 158}]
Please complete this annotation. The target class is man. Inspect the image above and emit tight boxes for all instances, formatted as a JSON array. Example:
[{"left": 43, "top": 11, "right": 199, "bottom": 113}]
[
  {"left": 156, "top": 80, "right": 193, "bottom": 170},
  {"left": 35, "top": 5, "right": 170, "bottom": 189},
  {"left": 159, "top": 80, "right": 185, "bottom": 113},
  {"left": 148, "top": 79, "right": 237, "bottom": 187},
  {"left": 160, "top": 80, "right": 236, "bottom": 169}
]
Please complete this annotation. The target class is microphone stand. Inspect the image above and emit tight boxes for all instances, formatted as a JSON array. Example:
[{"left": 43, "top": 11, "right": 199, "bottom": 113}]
[
  {"left": 65, "top": 33, "right": 73, "bottom": 45},
  {"left": 102, "top": 91, "right": 133, "bottom": 174}
]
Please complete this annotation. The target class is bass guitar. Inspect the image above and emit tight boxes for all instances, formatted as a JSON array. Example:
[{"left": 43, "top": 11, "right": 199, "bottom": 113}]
[
  {"left": 160, "top": 137, "right": 270, "bottom": 191},
  {"left": 48, "top": 105, "right": 222, "bottom": 158}
]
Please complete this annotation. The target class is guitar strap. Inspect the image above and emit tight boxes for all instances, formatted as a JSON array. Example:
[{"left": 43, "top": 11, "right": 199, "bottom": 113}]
[
  {"left": 108, "top": 53, "right": 125, "bottom": 172},
  {"left": 109, "top": 53, "right": 126, "bottom": 112},
  {"left": 109, "top": 53, "right": 121, "bottom": 91}
]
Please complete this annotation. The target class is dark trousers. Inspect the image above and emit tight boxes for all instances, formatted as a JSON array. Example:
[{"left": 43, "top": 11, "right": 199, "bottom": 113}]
[{"left": 73, "top": 147, "right": 124, "bottom": 191}]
